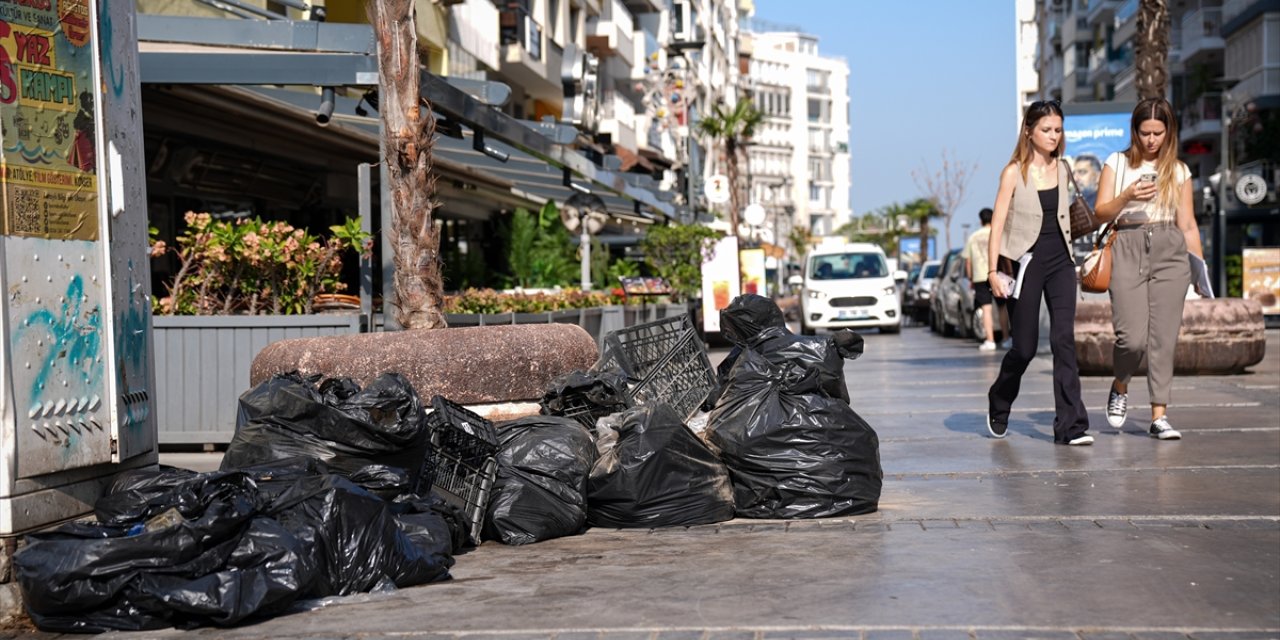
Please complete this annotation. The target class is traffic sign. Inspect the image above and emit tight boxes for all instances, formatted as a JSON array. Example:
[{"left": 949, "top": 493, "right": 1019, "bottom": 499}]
[{"left": 704, "top": 174, "right": 730, "bottom": 204}]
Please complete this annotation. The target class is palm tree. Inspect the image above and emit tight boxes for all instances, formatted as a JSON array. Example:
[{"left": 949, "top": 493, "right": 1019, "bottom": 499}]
[
  {"left": 696, "top": 101, "right": 763, "bottom": 237},
  {"left": 1135, "top": 0, "right": 1170, "bottom": 99},
  {"left": 368, "top": 0, "right": 446, "bottom": 329}
]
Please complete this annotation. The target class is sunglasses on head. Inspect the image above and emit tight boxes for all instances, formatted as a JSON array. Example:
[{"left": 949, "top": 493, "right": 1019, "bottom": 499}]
[{"left": 1030, "top": 99, "right": 1062, "bottom": 110}]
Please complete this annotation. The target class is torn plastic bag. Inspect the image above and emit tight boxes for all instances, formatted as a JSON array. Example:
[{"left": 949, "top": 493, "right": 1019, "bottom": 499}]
[
  {"left": 15, "top": 471, "right": 316, "bottom": 633},
  {"left": 540, "top": 370, "right": 632, "bottom": 427},
  {"left": 706, "top": 294, "right": 882, "bottom": 519},
  {"left": 222, "top": 371, "right": 429, "bottom": 496},
  {"left": 483, "top": 416, "right": 597, "bottom": 545},
  {"left": 587, "top": 404, "right": 735, "bottom": 528},
  {"left": 261, "top": 473, "right": 455, "bottom": 596}
]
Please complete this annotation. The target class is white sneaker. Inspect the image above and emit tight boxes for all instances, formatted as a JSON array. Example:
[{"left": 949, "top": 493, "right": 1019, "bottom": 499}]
[
  {"left": 1106, "top": 388, "right": 1128, "bottom": 428},
  {"left": 1149, "top": 417, "right": 1182, "bottom": 440},
  {"left": 1067, "top": 434, "right": 1095, "bottom": 446},
  {"left": 1000, "top": 338, "right": 1012, "bottom": 349},
  {"left": 979, "top": 340, "right": 996, "bottom": 351}
]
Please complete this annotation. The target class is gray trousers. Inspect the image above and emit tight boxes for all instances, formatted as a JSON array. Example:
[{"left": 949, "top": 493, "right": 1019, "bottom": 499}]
[{"left": 1108, "top": 224, "right": 1190, "bottom": 405}]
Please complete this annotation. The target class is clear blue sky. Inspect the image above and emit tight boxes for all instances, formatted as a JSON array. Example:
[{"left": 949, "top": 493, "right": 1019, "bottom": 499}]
[{"left": 751, "top": 0, "right": 1018, "bottom": 251}]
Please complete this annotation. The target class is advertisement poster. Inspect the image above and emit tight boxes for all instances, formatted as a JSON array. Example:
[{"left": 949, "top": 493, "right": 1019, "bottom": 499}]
[
  {"left": 1242, "top": 248, "right": 1280, "bottom": 315},
  {"left": 0, "top": 0, "right": 100, "bottom": 240},
  {"left": 740, "top": 247, "right": 766, "bottom": 297},
  {"left": 1063, "top": 112, "right": 1131, "bottom": 209},
  {"left": 700, "top": 235, "right": 740, "bottom": 334},
  {"left": 898, "top": 237, "right": 935, "bottom": 265}
]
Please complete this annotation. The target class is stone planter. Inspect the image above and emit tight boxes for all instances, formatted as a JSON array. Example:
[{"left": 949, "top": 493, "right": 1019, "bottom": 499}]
[{"left": 1075, "top": 298, "right": 1267, "bottom": 376}]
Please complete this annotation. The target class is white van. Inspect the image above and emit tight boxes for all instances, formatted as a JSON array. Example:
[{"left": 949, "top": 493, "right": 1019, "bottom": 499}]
[{"left": 790, "top": 242, "right": 905, "bottom": 335}]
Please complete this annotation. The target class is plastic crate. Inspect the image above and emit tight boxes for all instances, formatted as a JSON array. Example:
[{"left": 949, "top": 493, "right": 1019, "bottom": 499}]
[
  {"left": 418, "top": 396, "right": 499, "bottom": 544},
  {"left": 592, "top": 313, "right": 715, "bottom": 420}
]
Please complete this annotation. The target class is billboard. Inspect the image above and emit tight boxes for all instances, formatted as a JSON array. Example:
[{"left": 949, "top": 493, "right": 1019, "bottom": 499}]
[
  {"left": 898, "top": 237, "right": 935, "bottom": 264},
  {"left": 700, "top": 235, "right": 740, "bottom": 333},
  {"left": 1063, "top": 112, "right": 1132, "bottom": 209}
]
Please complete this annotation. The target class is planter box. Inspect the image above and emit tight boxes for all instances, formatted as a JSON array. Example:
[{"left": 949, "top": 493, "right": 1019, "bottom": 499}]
[{"left": 153, "top": 314, "right": 362, "bottom": 446}]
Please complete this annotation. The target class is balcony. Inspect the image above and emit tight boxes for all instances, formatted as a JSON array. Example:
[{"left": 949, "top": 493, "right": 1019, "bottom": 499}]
[
  {"left": 499, "top": 5, "right": 562, "bottom": 102},
  {"left": 1087, "top": 44, "right": 1133, "bottom": 85},
  {"left": 1113, "top": 0, "right": 1138, "bottom": 44},
  {"left": 586, "top": 0, "right": 635, "bottom": 67},
  {"left": 1181, "top": 92, "right": 1223, "bottom": 142},
  {"left": 1086, "top": 0, "right": 1119, "bottom": 27},
  {"left": 1180, "top": 7, "right": 1224, "bottom": 67},
  {"left": 598, "top": 91, "right": 639, "bottom": 151},
  {"left": 1061, "top": 14, "right": 1092, "bottom": 43}
]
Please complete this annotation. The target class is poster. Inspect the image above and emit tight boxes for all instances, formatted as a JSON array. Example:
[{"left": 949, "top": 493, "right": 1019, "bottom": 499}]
[
  {"left": 1063, "top": 111, "right": 1131, "bottom": 209},
  {"left": 1242, "top": 248, "right": 1280, "bottom": 315},
  {"left": 898, "top": 237, "right": 934, "bottom": 265},
  {"left": 700, "top": 235, "right": 740, "bottom": 334},
  {"left": 740, "top": 247, "right": 765, "bottom": 297},
  {"left": 0, "top": 0, "right": 99, "bottom": 240}
]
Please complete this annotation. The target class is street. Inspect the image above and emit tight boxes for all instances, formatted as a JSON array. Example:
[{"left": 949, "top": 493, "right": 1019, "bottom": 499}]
[{"left": 114, "top": 328, "right": 1280, "bottom": 638}]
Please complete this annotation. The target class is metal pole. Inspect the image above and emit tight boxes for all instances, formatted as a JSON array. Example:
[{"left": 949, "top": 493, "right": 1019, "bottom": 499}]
[
  {"left": 1216, "top": 92, "right": 1230, "bottom": 297},
  {"left": 580, "top": 225, "right": 591, "bottom": 290},
  {"left": 357, "top": 163, "right": 373, "bottom": 330}
]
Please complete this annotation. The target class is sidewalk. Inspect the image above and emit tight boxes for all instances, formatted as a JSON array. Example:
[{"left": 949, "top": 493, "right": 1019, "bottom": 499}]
[{"left": 119, "top": 328, "right": 1280, "bottom": 639}]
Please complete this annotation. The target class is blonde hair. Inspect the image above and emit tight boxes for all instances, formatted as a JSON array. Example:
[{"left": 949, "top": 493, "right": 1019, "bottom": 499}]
[
  {"left": 1008, "top": 100, "right": 1066, "bottom": 182},
  {"left": 1123, "top": 98, "right": 1183, "bottom": 211}
]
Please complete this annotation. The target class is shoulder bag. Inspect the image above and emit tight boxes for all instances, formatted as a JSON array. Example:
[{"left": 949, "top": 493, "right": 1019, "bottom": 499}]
[
  {"left": 1063, "top": 159, "right": 1100, "bottom": 238},
  {"left": 1080, "top": 222, "right": 1115, "bottom": 293}
]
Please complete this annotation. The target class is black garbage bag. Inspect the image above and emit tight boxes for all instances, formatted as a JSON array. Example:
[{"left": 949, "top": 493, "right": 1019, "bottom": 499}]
[
  {"left": 483, "top": 416, "right": 597, "bottom": 545},
  {"left": 587, "top": 404, "right": 735, "bottom": 528},
  {"left": 222, "top": 371, "right": 429, "bottom": 496},
  {"left": 706, "top": 294, "right": 882, "bottom": 519},
  {"left": 540, "top": 370, "right": 632, "bottom": 426},
  {"left": 14, "top": 470, "right": 316, "bottom": 633}
]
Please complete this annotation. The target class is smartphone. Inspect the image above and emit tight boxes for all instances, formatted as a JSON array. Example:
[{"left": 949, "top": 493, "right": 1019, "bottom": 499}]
[{"left": 1139, "top": 173, "right": 1157, "bottom": 184}]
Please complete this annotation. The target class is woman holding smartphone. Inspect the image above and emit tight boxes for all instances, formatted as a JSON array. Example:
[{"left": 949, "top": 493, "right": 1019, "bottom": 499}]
[
  {"left": 1094, "top": 98, "right": 1205, "bottom": 440},
  {"left": 985, "top": 100, "right": 1093, "bottom": 445}
]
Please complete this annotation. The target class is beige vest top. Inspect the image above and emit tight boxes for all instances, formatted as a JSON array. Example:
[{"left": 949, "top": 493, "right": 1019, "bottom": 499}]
[{"left": 999, "top": 161, "right": 1072, "bottom": 261}]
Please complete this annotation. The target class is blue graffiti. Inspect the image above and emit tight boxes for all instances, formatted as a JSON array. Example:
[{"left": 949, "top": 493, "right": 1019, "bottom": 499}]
[
  {"left": 98, "top": 0, "right": 125, "bottom": 97},
  {"left": 15, "top": 275, "right": 105, "bottom": 407},
  {"left": 115, "top": 264, "right": 150, "bottom": 429}
]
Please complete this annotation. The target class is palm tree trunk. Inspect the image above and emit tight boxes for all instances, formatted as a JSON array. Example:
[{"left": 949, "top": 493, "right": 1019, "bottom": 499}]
[
  {"left": 1135, "top": 0, "right": 1170, "bottom": 99},
  {"left": 726, "top": 140, "right": 741, "bottom": 238},
  {"left": 369, "top": 0, "right": 446, "bottom": 329}
]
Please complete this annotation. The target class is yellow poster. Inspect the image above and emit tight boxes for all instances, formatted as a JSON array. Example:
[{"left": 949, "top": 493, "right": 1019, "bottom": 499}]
[
  {"left": 1242, "top": 248, "right": 1280, "bottom": 315},
  {"left": 0, "top": 1, "right": 99, "bottom": 240}
]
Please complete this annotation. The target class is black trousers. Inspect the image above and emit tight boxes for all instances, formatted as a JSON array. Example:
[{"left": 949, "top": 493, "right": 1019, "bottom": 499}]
[{"left": 988, "top": 232, "right": 1090, "bottom": 443}]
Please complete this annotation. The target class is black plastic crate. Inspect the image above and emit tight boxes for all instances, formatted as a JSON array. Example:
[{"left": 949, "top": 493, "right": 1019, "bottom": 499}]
[
  {"left": 592, "top": 313, "right": 715, "bottom": 420},
  {"left": 418, "top": 396, "right": 498, "bottom": 544}
]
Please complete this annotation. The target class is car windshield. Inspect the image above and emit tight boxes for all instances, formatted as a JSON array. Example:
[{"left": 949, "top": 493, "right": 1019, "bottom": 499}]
[
  {"left": 809, "top": 253, "right": 888, "bottom": 280},
  {"left": 923, "top": 264, "right": 940, "bottom": 278}
]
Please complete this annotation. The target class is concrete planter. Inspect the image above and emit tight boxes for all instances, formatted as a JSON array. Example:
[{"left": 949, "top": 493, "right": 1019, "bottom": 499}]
[{"left": 1074, "top": 298, "right": 1267, "bottom": 375}]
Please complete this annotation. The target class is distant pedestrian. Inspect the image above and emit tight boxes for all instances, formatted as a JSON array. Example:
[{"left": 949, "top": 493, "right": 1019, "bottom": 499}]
[
  {"left": 1072, "top": 153, "right": 1102, "bottom": 207},
  {"left": 985, "top": 99, "right": 1093, "bottom": 446},
  {"left": 962, "top": 208, "right": 1011, "bottom": 351},
  {"left": 1093, "top": 97, "right": 1206, "bottom": 441}
]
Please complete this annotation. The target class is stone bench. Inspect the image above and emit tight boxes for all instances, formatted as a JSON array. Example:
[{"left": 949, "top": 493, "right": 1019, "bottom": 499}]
[
  {"left": 1074, "top": 298, "right": 1266, "bottom": 376},
  {"left": 251, "top": 324, "right": 599, "bottom": 412}
]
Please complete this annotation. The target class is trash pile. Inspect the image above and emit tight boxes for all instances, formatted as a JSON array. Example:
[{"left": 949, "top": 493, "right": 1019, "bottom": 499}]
[{"left": 15, "top": 297, "right": 880, "bottom": 633}]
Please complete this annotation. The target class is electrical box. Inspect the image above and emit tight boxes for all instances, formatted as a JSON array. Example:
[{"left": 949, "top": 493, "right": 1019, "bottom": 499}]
[{"left": 0, "top": 0, "right": 156, "bottom": 535}]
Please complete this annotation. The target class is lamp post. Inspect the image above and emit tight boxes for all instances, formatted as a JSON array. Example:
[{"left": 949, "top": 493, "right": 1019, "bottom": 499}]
[{"left": 1216, "top": 89, "right": 1231, "bottom": 297}]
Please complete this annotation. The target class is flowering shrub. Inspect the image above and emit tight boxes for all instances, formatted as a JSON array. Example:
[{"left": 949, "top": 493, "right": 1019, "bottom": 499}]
[
  {"left": 152, "top": 212, "right": 370, "bottom": 315},
  {"left": 443, "top": 288, "right": 628, "bottom": 314}
]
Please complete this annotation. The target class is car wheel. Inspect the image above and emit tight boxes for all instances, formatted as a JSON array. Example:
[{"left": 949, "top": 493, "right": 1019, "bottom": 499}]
[
  {"left": 971, "top": 307, "right": 985, "bottom": 342},
  {"left": 800, "top": 317, "right": 815, "bottom": 336},
  {"left": 957, "top": 305, "right": 972, "bottom": 339},
  {"left": 941, "top": 311, "right": 956, "bottom": 337}
]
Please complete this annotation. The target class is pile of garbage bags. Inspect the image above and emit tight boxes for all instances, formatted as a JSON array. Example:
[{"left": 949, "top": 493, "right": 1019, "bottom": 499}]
[
  {"left": 14, "top": 459, "right": 464, "bottom": 633},
  {"left": 706, "top": 294, "right": 883, "bottom": 518}
]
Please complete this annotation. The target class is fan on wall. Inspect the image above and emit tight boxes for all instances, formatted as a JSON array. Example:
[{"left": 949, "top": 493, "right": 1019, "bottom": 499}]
[{"left": 561, "top": 192, "right": 609, "bottom": 290}]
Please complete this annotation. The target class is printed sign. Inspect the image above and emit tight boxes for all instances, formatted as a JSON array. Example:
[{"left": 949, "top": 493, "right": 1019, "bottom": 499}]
[
  {"left": 704, "top": 173, "right": 730, "bottom": 204},
  {"left": 1063, "top": 111, "right": 1132, "bottom": 209},
  {"left": 700, "top": 235, "right": 740, "bottom": 333},
  {"left": 0, "top": 0, "right": 99, "bottom": 240},
  {"left": 1242, "top": 248, "right": 1280, "bottom": 315},
  {"left": 740, "top": 247, "right": 766, "bottom": 297}
]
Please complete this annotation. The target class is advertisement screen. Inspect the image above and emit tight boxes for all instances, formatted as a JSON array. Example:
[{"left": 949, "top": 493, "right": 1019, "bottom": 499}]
[
  {"left": 1063, "top": 112, "right": 1132, "bottom": 209},
  {"left": 700, "top": 235, "right": 740, "bottom": 333}
]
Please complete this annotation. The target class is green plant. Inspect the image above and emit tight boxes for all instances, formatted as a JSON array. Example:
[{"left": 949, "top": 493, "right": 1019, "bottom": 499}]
[
  {"left": 1226, "top": 253, "right": 1243, "bottom": 298},
  {"left": 443, "top": 288, "right": 623, "bottom": 314},
  {"left": 503, "top": 203, "right": 578, "bottom": 288},
  {"left": 152, "top": 212, "right": 370, "bottom": 315},
  {"left": 641, "top": 223, "right": 722, "bottom": 302}
]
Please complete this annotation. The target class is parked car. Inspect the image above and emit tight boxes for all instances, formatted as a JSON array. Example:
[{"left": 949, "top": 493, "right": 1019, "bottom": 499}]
[
  {"left": 930, "top": 248, "right": 980, "bottom": 339},
  {"left": 906, "top": 259, "right": 941, "bottom": 324},
  {"left": 792, "top": 242, "right": 907, "bottom": 335}
]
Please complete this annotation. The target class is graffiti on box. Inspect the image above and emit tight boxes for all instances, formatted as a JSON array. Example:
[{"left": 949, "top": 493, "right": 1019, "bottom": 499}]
[{"left": 0, "top": 0, "right": 99, "bottom": 240}]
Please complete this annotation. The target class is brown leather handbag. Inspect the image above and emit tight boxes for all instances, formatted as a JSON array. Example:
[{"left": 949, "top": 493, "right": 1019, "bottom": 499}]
[
  {"left": 1080, "top": 222, "right": 1115, "bottom": 293},
  {"left": 1063, "top": 159, "right": 1100, "bottom": 238}
]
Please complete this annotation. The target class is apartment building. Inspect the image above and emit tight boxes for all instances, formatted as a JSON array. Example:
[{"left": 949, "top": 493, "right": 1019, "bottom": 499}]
[
  {"left": 744, "top": 31, "right": 851, "bottom": 239},
  {"left": 1030, "top": 0, "right": 1278, "bottom": 287}
]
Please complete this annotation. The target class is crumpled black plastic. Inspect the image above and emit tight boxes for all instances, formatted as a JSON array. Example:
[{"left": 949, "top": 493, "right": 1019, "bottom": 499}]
[
  {"left": 483, "top": 416, "right": 597, "bottom": 545},
  {"left": 221, "top": 372, "right": 429, "bottom": 496},
  {"left": 539, "top": 370, "right": 632, "bottom": 426},
  {"left": 587, "top": 404, "right": 735, "bottom": 528},
  {"left": 706, "top": 294, "right": 882, "bottom": 519},
  {"left": 14, "top": 459, "right": 460, "bottom": 633}
]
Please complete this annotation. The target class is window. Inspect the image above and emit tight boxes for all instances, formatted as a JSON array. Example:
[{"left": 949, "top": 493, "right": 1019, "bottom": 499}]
[
  {"left": 808, "top": 253, "right": 888, "bottom": 280},
  {"left": 809, "top": 181, "right": 821, "bottom": 202},
  {"left": 808, "top": 98, "right": 821, "bottom": 122}
]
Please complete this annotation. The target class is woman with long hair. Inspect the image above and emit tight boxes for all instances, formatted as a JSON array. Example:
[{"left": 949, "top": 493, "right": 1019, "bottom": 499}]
[
  {"left": 986, "top": 100, "right": 1093, "bottom": 445},
  {"left": 1093, "top": 98, "right": 1205, "bottom": 440}
]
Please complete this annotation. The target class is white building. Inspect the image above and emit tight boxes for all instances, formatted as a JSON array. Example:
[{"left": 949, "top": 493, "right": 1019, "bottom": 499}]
[{"left": 745, "top": 31, "right": 851, "bottom": 239}]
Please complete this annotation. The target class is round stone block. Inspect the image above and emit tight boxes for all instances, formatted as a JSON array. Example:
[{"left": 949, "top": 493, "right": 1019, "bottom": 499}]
[
  {"left": 250, "top": 324, "right": 599, "bottom": 405},
  {"left": 1075, "top": 298, "right": 1266, "bottom": 376}
]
